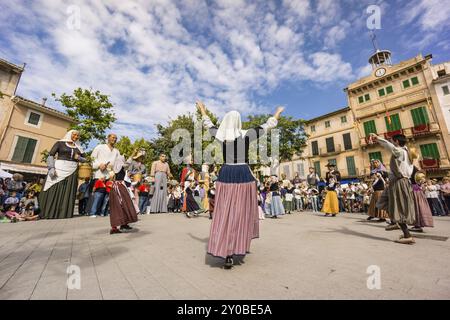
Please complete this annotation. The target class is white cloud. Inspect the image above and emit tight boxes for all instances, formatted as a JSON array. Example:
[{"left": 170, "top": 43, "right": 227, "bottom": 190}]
[{"left": 0, "top": 0, "right": 356, "bottom": 141}]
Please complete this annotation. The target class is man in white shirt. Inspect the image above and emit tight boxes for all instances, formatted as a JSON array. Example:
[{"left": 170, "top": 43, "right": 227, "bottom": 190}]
[{"left": 91, "top": 134, "right": 121, "bottom": 179}]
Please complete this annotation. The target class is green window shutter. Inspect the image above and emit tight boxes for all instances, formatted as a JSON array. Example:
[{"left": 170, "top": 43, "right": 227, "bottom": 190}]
[
  {"left": 411, "top": 77, "right": 419, "bottom": 85},
  {"left": 22, "top": 139, "right": 37, "bottom": 163},
  {"left": 443, "top": 86, "right": 450, "bottom": 95},
  {"left": 328, "top": 159, "right": 337, "bottom": 169},
  {"left": 420, "top": 143, "right": 440, "bottom": 159},
  {"left": 403, "top": 79, "right": 411, "bottom": 88},
  {"left": 369, "top": 152, "right": 383, "bottom": 164},
  {"left": 386, "top": 86, "right": 394, "bottom": 94},
  {"left": 326, "top": 137, "right": 335, "bottom": 153},
  {"left": 364, "top": 120, "right": 377, "bottom": 137},
  {"left": 378, "top": 88, "right": 386, "bottom": 97},
  {"left": 358, "top": 96, "right": 364, "bottom": 103},
  {"left": 12, "top": 137, "right": 28, "bottom": 162},
  {"left": 364, "top": 94, "right": 370, "bottom": 101},
  {"left": 346, "top": 156, "right": 356, "bottom": 176},
  {"left": 343, "top": 133, "right": 352, "bottom": 150},
  {"left": 314, "top": 161, "right": 321, "bottom": 178},
  {"left": 28, "top": 112, "right": 41, "bottom": 126},
  {"left": 411, "top": 107, "right": 430, "bottom": 126},
  {"left": 385, "top": 114, "right": 401, "bottom": 131},
  {"left": 312, "top": 141, "right": 319, "bottom": 156}
]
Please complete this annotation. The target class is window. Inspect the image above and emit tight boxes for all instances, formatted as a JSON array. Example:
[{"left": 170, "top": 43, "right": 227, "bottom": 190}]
[
  {"left": 11, "top": 136, "right": 37, "bottom": 164},
  {"left": 346, "top": 156, "right": 356, "bottom": 176},
  {"left": 378, "top": 85, "right": 393, "bottom": 97},
  {"left": 325, "top": 121, "right": 331, "bottom": 128},
  {"left": 443, "top": 85, "right": 450, "bottom": 96},
  {"left": 420, "top": 143, "right": 440, "bottom": 159},
  {"left": 403, "top": 79, "right": 411, "bottom": 89},
  {"left": 311, "top": 141, "right": 319, "bottom": 156},
  {"left": 411, "top": 106, "right": 430, "bottom": 126},
  {"left": 363, "top": 120, "right": 377, "bottom": 137},
  {"left": 386, "top": 85, "right": 394, "bottom": 94},
  {"left": 437, "top": 70, "right": 447, "bottom": 77},
  {"left": 326, "top": 137, "right": 335, "bottom": 153},
  {"left": 343, "top": 133, "right": 352, "bottom": 150},
  {"left": 28, "top": 112, "right": 41, "bottom": 126},
  {"left": 310, "top": 125, "right": 316, "bottom": 132},
  {"left": 369, "top": 152, "right": 383, "bottom": 163},
  {"left": 297, "top": 163, "right": 305, "bottom": 177},
  {"left": 328, "top": 159, "right": 337, "bottom": 169},
  {"left": 284, "top": 165, "right": 290, "bottom": 179},
  {"left": 341, "top": 116, "right": 347, "bottom": 123},
  {"left": 385, "top": 113, "right": 402, "bottom": 132},
  {"left": 358, "top": 94, "right": 371, "bottom": 104},
  {"left": 403, "top": 77, "right": 419, "bottom": 89},
  {"left": 314, "top": 161, "right": 321, "bottom": 178}
]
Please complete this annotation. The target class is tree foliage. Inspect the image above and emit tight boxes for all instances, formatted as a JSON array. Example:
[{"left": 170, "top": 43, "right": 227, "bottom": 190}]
[{"left": 53, "top": 88, "right": 116, "bottom": 147}]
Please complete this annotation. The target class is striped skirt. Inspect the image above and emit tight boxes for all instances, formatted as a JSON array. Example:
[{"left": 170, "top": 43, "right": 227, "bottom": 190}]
[
  {"left": 207, "top": 164, "right": 259, "bottom": 259},
  {"left": 368, "top": 190, "right": 389, "bottom": 219},
  {"left": 413, "top": 189, "right": 434, "bottom": 227}
]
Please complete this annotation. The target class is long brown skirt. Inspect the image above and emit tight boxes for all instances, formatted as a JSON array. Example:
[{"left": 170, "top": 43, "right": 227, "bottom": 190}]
[
  {"left": 368, "top": 190, "right": 389, "bottom": 219},
  {"left": 109, "top": 182, "right": 138, "bottom": 227},
  {"left": 413, "top": 190, "right": 434, "bottom": 227}
]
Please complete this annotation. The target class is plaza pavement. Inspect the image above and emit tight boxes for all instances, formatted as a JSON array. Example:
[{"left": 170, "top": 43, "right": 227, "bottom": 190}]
[{"left": 0, "top": 211, "right": 449, "bottom": 300}]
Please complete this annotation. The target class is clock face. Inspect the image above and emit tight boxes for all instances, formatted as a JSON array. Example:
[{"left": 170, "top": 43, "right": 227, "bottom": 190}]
[{"left": 375, "top": 68, "right": 386, "bottom": 77}]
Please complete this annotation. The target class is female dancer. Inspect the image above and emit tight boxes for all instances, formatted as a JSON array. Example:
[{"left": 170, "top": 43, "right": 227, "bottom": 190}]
[
  {"left": 367, "top": 159, "right": 389, "bottom": 222},
  {"left": 197, "top": 101, "right": 283, "bottom": 269}
]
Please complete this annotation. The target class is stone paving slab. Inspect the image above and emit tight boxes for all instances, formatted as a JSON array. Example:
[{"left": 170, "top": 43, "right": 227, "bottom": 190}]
[{"left": 0, "top": 212, "right": 449, "bottom": 300}]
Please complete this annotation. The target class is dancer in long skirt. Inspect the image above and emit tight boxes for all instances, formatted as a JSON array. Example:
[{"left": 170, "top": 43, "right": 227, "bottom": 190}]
[
  {"left": 197, "top": 101, "right": 283, "bottom": 269},
  {"left": 370, "top": 133, "right": 416, "bottom": 244},
  {"left": 39, "top": 130, "right": 85, "bottom": 219},
  {"left": 322, "top": 163, "right": 341, "bottom": 217},
  {"left": 149, "top": 154, "right": 172, "bottom": 213},
  {"left": 367, "top": 159, "right": 389, "bottom": 221},
  {"left": 410, "top": 171, "right": 434, "bottom": 232},
  {"left": 268, "top": 175, "right": 285, "bottom": 218}
]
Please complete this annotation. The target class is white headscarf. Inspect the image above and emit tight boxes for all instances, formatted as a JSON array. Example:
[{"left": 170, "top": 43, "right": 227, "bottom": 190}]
[
  {"left": 59, "top": 130, "right": 84, "bottom": 153},
  {"left": 215, "top": 111, "right": 247, "bottom": 142}
]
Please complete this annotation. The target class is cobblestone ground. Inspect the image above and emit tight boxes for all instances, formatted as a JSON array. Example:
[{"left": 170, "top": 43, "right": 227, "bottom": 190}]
[{"left": 0, "top": 211, "right": 449, "bottom": 300}]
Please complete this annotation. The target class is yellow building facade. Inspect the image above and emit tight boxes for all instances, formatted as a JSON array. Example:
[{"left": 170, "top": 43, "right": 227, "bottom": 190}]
[
  {"left": 346, "top": 53, "right": 450, "bottom": 177},
  {"left": 0, "top": 58, "right": 76, "bottom": 176}
]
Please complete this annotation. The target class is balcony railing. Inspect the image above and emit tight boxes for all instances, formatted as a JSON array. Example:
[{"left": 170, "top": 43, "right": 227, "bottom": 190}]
[
  {"left": 319, "top": 144, "right": 342, "bottom": 156},
  {"left": 384, "top": 129, "right": 404, "bottom": 140},
  {"left": 420, "top": 159, "right": 440, "bottom": 170}
]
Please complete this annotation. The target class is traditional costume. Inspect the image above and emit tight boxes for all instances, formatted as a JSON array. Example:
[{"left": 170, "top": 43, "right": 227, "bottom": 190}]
[
  {"left": 202, "top": 111, "right": 278, "bottom": 262},
  {"left": 39, "top": 130, "right": 85, "bottom": 219},
  {"left": 322, "top": 165, "right": 340, "bottom": 216},
  {"left": 269, "top": 177, "right": 285, "bottom": 217},
  {"left": 149, "top": 159, "right": 171, "bottom": 213},
  {"left": 367, "top": 162, "right": 389, "bottom": 220}
]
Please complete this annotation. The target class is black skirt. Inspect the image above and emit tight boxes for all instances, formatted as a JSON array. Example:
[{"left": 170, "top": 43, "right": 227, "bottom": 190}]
[{"left": 39, "top": 170, "right": 78, "bottom": 219}]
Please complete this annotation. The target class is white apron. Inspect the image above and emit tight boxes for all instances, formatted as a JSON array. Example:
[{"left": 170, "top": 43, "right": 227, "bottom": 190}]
[{"left": 43, "top": 160, "right": 78, "bottom": 192}]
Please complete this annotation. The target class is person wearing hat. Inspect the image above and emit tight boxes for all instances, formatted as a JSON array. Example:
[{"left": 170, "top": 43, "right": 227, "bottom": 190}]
[
  {"left": 150, "top": 153, "right": 172, "bottom": 213},
  {"left": 126, "top": 149, "right": 147, "bottom": 213},
  {"left": 322, "top": 163, "right": 341, "bottom": 217}
]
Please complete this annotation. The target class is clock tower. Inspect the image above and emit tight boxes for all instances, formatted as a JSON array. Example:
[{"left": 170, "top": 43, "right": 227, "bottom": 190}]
[{"left": 368, "top": 32, "right": 392, "bottom": 78}]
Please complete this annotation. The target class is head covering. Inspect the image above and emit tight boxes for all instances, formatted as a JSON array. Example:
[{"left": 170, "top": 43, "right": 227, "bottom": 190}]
[
  {"left": 133, "top": 150, "right": 146, "bottom": 160},
  {"left": 370, "top": 159, "right": 387, "bottom": 174},
  {"left": 325, "top": 163, "right": 336, "bottom": 168},
  {"left": 215, "top": 111, "right": 247, "bottom": 142},
  {"left": 60, "top": 130, "right": 84, "bottom": 153}
]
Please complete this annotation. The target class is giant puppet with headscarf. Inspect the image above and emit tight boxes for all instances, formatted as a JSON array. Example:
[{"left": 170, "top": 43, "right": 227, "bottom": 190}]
[{"left": 39, "top": 130, "right": 86, "bottom": 219}]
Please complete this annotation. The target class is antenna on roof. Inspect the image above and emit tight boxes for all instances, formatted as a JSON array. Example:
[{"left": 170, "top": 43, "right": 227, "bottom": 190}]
[
  {"left": 42, "top": 98, "right": 47, "bottom": 106},
  {"left": 370, "top": 30, "right": 379, "bottom": 52}
]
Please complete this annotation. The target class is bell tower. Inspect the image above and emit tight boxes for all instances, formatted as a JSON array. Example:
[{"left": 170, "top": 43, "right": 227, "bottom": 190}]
[{"left": 368, "top": 31, "right": 392, "bottom": 70}]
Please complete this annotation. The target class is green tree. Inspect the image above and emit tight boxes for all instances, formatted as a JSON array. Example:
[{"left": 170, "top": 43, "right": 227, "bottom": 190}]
[
  {"left": 52, "top": 88, "right": 116, "bottom": 147},
  {"left": 242, "top": 114, "right": 308, "bottom": 168}
]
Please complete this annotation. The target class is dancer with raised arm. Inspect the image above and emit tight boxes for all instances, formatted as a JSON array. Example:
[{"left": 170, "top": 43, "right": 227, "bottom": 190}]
[
  {"left": 369, "top": 133, "right": 416, "bottom": 244},
  {"left": 197, "top": 101, "right": 283, "bottom": 269}
]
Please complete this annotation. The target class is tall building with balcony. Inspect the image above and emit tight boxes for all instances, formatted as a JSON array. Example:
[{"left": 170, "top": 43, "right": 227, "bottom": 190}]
[
  {"left": 304, "top": 107, "right": 362, "bottom": 180},
  {"left": 345, "top": 50, "right": 450, "bottom": 178},
  {"left": 430, "top": 62, "right": 450, "bottom": 138},
  {"left": 0, "top": 58, "right": 76, "bottom": 177}
]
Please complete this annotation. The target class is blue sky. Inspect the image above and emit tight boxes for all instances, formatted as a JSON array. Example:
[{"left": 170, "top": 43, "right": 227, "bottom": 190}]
[{"left": 1, "top": 0, "right": 449, "bottom": 141}]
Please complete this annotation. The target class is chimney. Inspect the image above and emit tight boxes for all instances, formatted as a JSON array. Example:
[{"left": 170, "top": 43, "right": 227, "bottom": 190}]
[{"left": 42, "top": 98, "right": 47, "bottom": 106}]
